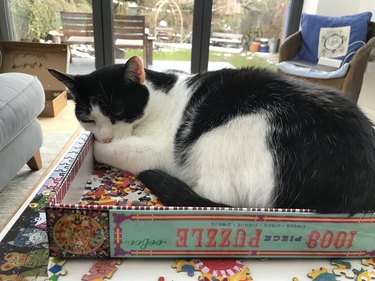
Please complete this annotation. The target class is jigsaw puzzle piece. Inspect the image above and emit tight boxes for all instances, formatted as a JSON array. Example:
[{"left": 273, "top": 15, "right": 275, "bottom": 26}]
[
  {"left": 352, "top": 268, "right": 375, "bottom": 281},
  {"left": 330, "top": 258, "right": 355, "bottom": 278},
  {"left": 32, "top": 212, "right": 47, "bottom": 229},
  {"left": 363, "top": 259, "right": 375, "bottom": 269},
  {"left": 85, "top": 175, "right": 102, "bottom": 190},
  {"left": 172, "top": 259, "right": 199, "bottom": 277},
  {"left": 173, "top": 259, "right": 253, "bottom": 280},
  {"left": 47, "top": 257, "right": 68, "bottom": 281},
  {"left": 307, "top": 267, "right": 337, "bottom": 281},
  {"left": 82, "top": 259, "right": 121, "bottom": 281}
]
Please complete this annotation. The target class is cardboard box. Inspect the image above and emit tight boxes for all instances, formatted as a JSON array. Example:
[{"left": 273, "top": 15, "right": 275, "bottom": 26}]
[
  {"left": 0, "top": 41, "right": 68, "bottom": 117},
  {"left": 45, "top": 132, "right": 375, "bottom": 259}
]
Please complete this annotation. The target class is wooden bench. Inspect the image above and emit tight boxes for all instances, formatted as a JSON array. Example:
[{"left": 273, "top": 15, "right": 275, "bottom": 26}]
[
  {"left": 210, "top": 32, "right": 243, "bottom": 48},
  {"left": 60, "top": 12, "right": 153, "bottom": 66},
  {"left": 113, "top": 15, "right": 153, "bottom": 66}
]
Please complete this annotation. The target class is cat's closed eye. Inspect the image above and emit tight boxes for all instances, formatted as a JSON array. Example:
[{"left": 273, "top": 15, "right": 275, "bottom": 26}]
[{"left": 81, "top": 119, "right": 96, "bottom": 124}]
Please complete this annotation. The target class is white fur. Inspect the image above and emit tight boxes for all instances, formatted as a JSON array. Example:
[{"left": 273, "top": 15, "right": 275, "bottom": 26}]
[
  {"left": 176, "top": 113, "right": 275, "bottom": 207},
  {"left": 93, "top": 75, "right": 190, "bottom": 175},
  {"left": 80, "top": 106, "right": 133, "bottom": 143}
]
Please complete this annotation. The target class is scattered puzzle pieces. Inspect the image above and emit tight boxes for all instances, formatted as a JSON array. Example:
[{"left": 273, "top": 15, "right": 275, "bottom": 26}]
[
  {"left": 79, "top": 165, "right": 163, "bottom": 207},
  {"left": 305, "top": 260, "right": 375, "bottom": 281},
  {"left": 172, "top": 259, "right": 252, "bottom": 281},
  {"left": 82, "top": 259, "right": 122, "bottom": 281},
  {"left": 353, "top": 268, "right": 375, "bottom": 281}
]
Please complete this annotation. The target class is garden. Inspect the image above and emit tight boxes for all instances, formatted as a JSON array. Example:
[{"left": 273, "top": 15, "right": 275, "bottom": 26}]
[{"left": 8, "top": 0, "right": 283, "bottom": 71}]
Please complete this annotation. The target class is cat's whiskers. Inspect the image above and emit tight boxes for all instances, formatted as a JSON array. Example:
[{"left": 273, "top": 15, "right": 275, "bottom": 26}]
[
  {"left": 75, "top": 100, "right": 90, "bottom": 110},
  {"left": 286, "top": 190, "right": 301, "bottom": 209},
  {"left": 109, "top": 89, "right": 115, "bottom": 105},
  {"left": 99, "top": 80, "right": 111, "bottom": 103},
  {"left": 91, "top": 95, "right": 107, "bottom": 105},
  {"left": 74, "top": 96, "right": 91, "bottom": 112}
]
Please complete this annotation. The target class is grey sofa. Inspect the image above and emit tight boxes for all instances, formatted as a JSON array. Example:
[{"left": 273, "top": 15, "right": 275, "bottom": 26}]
[{"left": 0, "top": 73, "right": 45, "bottom": 189}]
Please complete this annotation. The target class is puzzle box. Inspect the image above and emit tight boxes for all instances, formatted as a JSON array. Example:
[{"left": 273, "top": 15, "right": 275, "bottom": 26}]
[{"left": 45, "top": 131, "right": 375, "bottom": 258}]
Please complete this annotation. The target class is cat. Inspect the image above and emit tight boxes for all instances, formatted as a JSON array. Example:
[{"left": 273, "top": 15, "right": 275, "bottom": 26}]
[{"left": 49, "top": 55, "right": 375, "bottom": 213}]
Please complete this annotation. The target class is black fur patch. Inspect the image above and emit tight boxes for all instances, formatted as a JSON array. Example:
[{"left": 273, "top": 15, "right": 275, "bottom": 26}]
[
  {"left": 145, "top": 69, "right": 177, "bottom": 93},
  {"left": 71, "top": 64, "right": 149, "bottom": 124},
  {"left": 138, "top": 170, "right": 229, "bottom": 207},
  {"left": 176, "top": 68, "right": 279, "bottom": 165},
  {"left": 173, "top": 67, "right": 375, "bottom": 213}
]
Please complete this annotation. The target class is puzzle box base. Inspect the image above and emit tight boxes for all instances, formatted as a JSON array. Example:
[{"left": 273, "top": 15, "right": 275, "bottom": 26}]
[{"left": 45, "top": 132, "right": 375, "bottom": 258}]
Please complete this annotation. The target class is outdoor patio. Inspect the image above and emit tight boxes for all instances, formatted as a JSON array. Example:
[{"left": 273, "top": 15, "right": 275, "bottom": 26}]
[
  {"left": 68, "top": 48, "right": 279, "bottom": 75},
  {"left": 68, "top": 57, "right": 234, "bottom": 74}
]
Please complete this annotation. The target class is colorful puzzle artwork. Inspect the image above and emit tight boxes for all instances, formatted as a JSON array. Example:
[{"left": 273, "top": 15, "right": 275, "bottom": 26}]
[
  {"left": 0, "top": 249, "right": 50, "bottom": 279},
  {"left": 0, "top": 132, "right": 90, "bottom": 280},
  {"left": 47, "top": 208, "right": 111, "bottom": 258},
  {"left": 51, "top": 211, "right": 109, "bottom": 256},
  {"left": 79, "top": 164, "right": 163, "bottom": 207},
  {"left": 2, "top": 130, "right": 375, "bottom": 281}
]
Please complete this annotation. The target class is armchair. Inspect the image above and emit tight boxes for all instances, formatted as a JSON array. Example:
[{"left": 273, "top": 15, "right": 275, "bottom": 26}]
[{"left": 278, "top": 21, "right": 375, "bottom": 104}]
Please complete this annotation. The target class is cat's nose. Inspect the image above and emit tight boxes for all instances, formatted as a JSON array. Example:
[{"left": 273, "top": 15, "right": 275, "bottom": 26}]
[{"left": 100, "top": 137, "right": 113, "bottom": 143}]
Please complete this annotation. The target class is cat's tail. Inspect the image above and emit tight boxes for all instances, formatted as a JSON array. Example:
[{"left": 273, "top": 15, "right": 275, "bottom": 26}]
[{"left": 138, "top": 170, "right": 229, "bottom": 207}]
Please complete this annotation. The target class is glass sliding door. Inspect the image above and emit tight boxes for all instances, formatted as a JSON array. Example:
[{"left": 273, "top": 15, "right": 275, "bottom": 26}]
[
  {"left": 208, "top": 0, "right": 286, "bottom": 71},
  {"left": 2, "top": 0, "right": 95, "bottom": 74},
  {"left": 1, "top": 0, "right": 292, "bottom": 74},
  {"left": 111, "top": 0, "right": 194, "bottom": 73}
]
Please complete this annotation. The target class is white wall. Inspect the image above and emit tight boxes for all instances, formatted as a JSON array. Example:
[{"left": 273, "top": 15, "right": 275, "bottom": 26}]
[
  {"left": 303, "top": 0, "right": 374, "bottom": 18},
  {"left": 358, "top": 1, "right": 375, "bottom": 20},
  {"left": 302, "top": 0, "right": 318, "bottom": 14}
]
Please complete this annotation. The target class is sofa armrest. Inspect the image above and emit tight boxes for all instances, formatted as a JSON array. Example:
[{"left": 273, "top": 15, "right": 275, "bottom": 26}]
[{"left": 279, "top": 31, "right": 302, "bottom": 62}]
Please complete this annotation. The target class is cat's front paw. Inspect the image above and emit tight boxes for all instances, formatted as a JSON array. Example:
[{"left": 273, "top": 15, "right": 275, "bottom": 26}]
[{"left": 93, "top": 140, "right": 112, "bottom": 165}]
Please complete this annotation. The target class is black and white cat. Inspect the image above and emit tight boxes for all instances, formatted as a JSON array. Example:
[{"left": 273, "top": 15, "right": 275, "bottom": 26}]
[{"left": 49, "top": 56, "right": 375, "bottom": 213}]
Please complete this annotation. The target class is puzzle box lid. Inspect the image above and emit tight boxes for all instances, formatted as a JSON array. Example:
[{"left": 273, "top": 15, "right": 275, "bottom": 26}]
[{"left": 0, "top": 41, "right": 68, "bottom": 92}]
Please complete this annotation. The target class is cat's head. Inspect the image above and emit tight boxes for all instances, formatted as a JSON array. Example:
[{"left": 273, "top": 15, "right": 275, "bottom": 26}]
[{"left": 49, "top": 56, "right": 148, "bottom": 143}]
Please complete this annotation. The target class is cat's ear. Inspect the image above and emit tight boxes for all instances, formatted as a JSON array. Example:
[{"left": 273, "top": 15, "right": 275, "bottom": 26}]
[
  {"left": 124, "top": 56, "right": 145, "bottom": 84},
  {"left": 48, "top": 69, "right": 77, "bottom": 90}
]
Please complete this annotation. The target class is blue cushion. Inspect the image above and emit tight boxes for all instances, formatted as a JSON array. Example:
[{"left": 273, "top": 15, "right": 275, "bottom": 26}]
[{"left": 295, "top": 12, "right": 372, "bottom": 63}]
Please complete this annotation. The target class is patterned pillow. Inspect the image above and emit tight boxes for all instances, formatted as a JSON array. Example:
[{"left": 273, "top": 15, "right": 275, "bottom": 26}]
[{"left": 295, "top": 12, "right": 372, "bottom": 63}]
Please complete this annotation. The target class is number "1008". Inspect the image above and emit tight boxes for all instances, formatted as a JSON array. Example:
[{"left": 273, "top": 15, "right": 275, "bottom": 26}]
[{"left": 306, "top": 230, "right": 357, "bottom": 249}]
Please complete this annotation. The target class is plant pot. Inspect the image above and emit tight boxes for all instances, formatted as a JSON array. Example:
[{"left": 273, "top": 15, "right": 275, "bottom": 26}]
[
  {"left": 249, "top": 41, "right": 260, "bottom": 52},
  {"left": 259, "top": 44, "right": 269, "bottom": 53}
]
